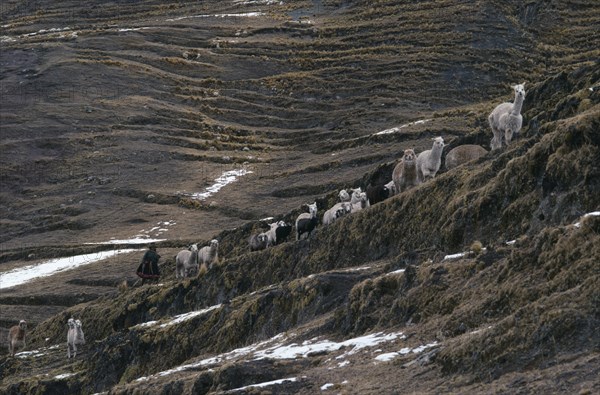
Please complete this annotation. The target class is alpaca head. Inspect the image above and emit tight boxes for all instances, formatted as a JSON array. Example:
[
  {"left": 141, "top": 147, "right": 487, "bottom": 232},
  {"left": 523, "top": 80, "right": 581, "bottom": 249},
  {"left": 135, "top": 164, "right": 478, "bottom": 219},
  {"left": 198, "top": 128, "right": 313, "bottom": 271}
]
[
  {"left": 19, "top": 320, "right": 27, "bottom": 330},
  {"left": 308, "top": 202, "right": 318, "bottom": 216},
  {"left": 403, "top": 149, "right": 416, "bottom": 163},
  {"left": 432, "top": 136, "right": 445, "bottom": 150},
  {"left": 210, "top": 239, "right": 219, "bottom": 248},
  {"left": 512, "top": 83, "right": 526, "bottom": 100},
  {"left": 67, "top": 318, "right": 76, "bottom": 330}
]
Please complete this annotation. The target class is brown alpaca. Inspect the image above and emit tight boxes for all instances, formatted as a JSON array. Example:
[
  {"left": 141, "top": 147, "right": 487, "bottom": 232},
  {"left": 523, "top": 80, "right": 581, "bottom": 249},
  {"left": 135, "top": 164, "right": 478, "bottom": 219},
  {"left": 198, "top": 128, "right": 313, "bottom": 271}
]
[
  {"left": 392, "top": 149, "right": 420, "bottom": 193},
  {"left": 8, "top": 320, "right": 27, "bottom": 356}
]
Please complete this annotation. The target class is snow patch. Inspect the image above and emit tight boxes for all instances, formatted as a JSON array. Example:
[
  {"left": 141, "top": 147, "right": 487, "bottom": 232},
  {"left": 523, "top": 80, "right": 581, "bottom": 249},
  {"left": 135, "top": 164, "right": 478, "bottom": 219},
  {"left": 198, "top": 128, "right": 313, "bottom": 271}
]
[
  {"left": 54, "top": 373, "right": 77, "bottom": 380},
  {"left": 321, "top": 383, "right": 334, "bottom": 390},
  {"left": 374, "top": 342, "right": 438, "bottom": 362},
  {"left": 0, "top": 249, "right": 142, "bottom": 289},
  {"left": 573, "top": 211, "right": 600, "bottom": 228},
  {"left": 167, "top": 12, "right": 264, "bottom": 21},
  {"left": 118, "top": 27, "right": 151, "bottom": 32},
  {"left": 341, "top": 266, "right": 371, "bottom": 273},
  {"left": 187, "top": 169, "right": 253, "bottom": 200},
  {"left": 86, "top": 238, "right": 165, "bottom": 245},
  {"left": 373, "top": 119, "right": 432, "bottom": 136},
  {"left": 386, "top": 269, "right": 406, "bottom": 276},
  {"left": 136, "top": 332, "right": 402, "bottom": 382},
  {"left": 17, "top": 350, "right": 46, "bottom": 358},
  {"left": 226, "top": 377, "right": 297, "bottom": 393},
  {"left": 134, "top": 305, "right": 222, "bottom": 329},
  {"left": 233, "top": 0, "right": 282, "bottom": 5},
  {"left": 374, "top": 352, "right": 398, "bottom": 362},
  {"left": 443, "top": 248, "right": 486, "bottom": 261}
]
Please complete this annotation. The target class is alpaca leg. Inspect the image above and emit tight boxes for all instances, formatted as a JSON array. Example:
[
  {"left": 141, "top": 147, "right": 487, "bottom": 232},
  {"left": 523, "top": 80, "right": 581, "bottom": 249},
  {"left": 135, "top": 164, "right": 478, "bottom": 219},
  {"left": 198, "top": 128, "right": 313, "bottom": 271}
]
[
  {"left": 490, "top": 130, "right": 502, "bottom": 150},
  {"left": 73, "top": 343, "right": 77, "bottom": 358},
  {"left": 9, "top": 341, "right": 13, "bottom": 356},
  {"left": 504, "top": 128, "right": 513, "bottom": 146}
]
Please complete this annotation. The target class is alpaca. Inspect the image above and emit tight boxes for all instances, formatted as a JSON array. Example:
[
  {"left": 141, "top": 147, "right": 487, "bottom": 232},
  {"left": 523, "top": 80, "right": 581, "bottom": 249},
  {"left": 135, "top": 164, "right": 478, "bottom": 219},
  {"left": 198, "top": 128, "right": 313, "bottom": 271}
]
[
  {"left": 67, "top": 318, "right": 85, "bottom": 358},
  {"left": 489, "top": 83, "right": 526, "bottom": 150},
  {"left": 8, "top": 320, "right": 27, "bottom": 356},
  {"left": 392, "top": 149, "right": 420, "bottom": 193},
  {"left": 445, "top": 145, "right": 488, "bottom": 170},
  {"left": 416, "top": 137, "right": 445, "bottom": 182},
  {"left": 295, "top": 202, "right": 318, "bottom": 240},
  {"left": 175, "top": 244, "right": 199, "bottom": 279}
]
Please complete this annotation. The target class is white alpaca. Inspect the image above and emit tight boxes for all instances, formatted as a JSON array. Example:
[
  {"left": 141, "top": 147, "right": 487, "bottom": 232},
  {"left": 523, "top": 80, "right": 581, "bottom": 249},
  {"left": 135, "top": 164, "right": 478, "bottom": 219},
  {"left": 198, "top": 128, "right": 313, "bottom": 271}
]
[
  {"left": 175, "top": 244, "right": 199, "bottom": 279},
  {"left": 416, "top": 137, "right": 445, "bottom": 182},
  {"left": 489, "top": 83, "right": 526, "bottom": 150},
  {"left": 67, "top": 318, "right": 85, "bottom": 358}
]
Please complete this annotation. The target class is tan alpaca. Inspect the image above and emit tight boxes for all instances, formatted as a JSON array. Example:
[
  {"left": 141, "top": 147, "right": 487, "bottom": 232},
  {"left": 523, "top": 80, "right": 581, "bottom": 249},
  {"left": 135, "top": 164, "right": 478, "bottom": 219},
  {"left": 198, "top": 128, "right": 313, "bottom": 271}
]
[{"left": 392, "top": 149, "right": 420, "bottom": 193}]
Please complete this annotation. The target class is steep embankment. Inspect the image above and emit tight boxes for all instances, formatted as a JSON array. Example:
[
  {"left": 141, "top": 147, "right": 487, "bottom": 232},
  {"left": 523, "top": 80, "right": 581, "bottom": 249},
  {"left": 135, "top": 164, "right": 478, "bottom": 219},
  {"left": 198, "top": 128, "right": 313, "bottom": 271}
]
[{"left": 1, "top": 0, "right": 599, "bottom": 394}]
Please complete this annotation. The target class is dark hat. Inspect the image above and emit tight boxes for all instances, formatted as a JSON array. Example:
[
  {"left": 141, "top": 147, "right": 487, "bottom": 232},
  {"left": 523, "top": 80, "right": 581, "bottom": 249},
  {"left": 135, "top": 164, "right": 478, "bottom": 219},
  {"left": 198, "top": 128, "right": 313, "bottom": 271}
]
[{"left": 149, "top": 242, "right": 157, "bottom": 250}]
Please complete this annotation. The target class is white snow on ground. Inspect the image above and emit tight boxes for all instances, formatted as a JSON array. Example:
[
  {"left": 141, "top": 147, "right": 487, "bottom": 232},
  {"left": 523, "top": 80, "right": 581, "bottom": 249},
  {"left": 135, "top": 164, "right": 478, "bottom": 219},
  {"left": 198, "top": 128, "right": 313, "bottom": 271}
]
[
  {"left": 469, "top": 325, "right": 494, "bottom": 335},
  {"left": 506, "top": 240, "right": 517, "bottom": 245},
  {"left": 167, "top": 12, "right": 265, "bottom": 21},
  {"left": 233, "top": 0, "right": 282, "bottom": 5},
  {"left": 374, "top": 352, "right": 397, "bottom": 362},
  {"left": 386, "top": 269, "right": 406, "bottom": 276},
  {"left": 341, "top": 266, "right": 371, "bottom": 273},
  {"left": 256, "top": 332, "right": 405, "bottom": 360},
  {"left": 136, "top": 332, "right": 403, "bottom": 382},
  {"left": 22, "top": 27, "right": 72, "bottom": 37},
  {"left": 573, "top": 211, "right": 600, "bottom": 228},
  {"left": 54, "top": 373, "right": 77, "bottom": 380},
  {"left": 373, "top": 119, "right": 432, "bottom": 136},
  {"left": 118, "top": 27, "right": 152, "bottom": 32},
  {"left": 226, "top": 377, "right": 298, "bottom": 393},
  {"left": 0, "top": 249, "right": 142, "bottom": 289},
  {"left": 16, "top": 349, "right": 46, "bottom": 358},
  {"left": 374, "top": 342, "right": 438, "bottom": 362},
  {"left": 187, "top": 169, "right": 253, "bottom": 200},
  {"left": 87, "top": 220, "right": 176, "bottom": 245},
  {"left": 321, "top": 383, "right": 334, "bottom": 390},
  {"left": 86, "top": 237, "right": 166, "bottom": 245},
  {"left": 133, "top": 305, "right": 222, "bottom": 329},
  {"left": 443, "top": 248, "right": 486, "bottom": 261},
  {"left": 443, "top": 252, "right": 467, "bottom": 260}
]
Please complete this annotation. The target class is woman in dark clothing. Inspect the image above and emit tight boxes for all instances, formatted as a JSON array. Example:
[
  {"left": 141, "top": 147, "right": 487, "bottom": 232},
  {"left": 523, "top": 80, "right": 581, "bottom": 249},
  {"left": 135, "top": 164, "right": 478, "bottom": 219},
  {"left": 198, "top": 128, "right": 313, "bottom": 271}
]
[{"left": 136, "top": 243, "right": 161, "bottom": 284}]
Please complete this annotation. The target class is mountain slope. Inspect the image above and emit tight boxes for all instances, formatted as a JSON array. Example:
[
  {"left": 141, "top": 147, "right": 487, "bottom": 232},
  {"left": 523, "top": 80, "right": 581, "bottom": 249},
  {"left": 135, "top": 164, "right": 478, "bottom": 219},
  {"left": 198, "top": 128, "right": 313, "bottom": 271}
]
[{"left": 1, "top": 0, "right": 599, "bottom": 394}]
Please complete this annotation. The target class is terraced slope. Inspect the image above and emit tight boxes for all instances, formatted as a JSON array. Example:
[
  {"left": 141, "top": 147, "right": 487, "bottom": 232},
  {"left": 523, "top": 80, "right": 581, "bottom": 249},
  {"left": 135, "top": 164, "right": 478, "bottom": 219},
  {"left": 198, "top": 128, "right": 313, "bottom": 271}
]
[{"left": 0, "top": 0, "right": 599, "bottom": 394}]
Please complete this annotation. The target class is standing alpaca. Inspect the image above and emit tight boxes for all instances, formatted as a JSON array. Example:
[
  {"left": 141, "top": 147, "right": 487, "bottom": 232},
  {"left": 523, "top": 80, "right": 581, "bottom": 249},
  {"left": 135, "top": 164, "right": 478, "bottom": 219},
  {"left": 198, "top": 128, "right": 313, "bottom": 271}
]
[
  {"left": 392, "top": 149, "right": 420, "bottom": 193},
  {"left": 67, "top": 318, "right": 86, "bottom": 358},
  {"left": 416, "top": 137, "right": 445, "bottom": 182},
  {"left": 8, "top": 320, "right": 27, "bottom": 356},
  {"left": 295, "top": 202, "right": 318, "bottom": 240},
  {"left": 199, "top": 239, "right": 219, "bottom": 270},
  {"left": 175, "top": 244, "right": 199, "bottom": 279},
  {"left": 489, "top": 83, "right": 526, "bottom": 150}
]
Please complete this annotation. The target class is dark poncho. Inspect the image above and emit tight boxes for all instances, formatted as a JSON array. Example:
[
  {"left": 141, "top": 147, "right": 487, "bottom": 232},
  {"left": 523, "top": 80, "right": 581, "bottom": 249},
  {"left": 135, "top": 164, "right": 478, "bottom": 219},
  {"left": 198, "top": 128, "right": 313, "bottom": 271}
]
[{"left": 136, "top": 249, "right": 160, "bottom": 279}]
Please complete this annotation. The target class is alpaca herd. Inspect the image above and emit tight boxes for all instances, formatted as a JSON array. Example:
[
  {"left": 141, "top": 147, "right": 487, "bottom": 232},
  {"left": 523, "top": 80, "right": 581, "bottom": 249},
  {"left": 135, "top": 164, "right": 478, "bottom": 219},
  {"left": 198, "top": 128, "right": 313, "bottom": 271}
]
[
  {"left": 5, "top": 82, "right": 524, "bottom": 358},
  {"left": 246, "top": 82, "right": 526, "bottom": 251}
]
